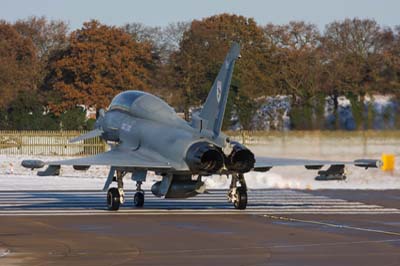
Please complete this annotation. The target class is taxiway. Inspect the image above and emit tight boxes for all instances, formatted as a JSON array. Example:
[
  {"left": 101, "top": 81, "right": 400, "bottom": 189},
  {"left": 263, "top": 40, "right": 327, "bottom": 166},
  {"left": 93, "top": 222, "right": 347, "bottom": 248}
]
[{"left": 0, "top": 189, "right": 399, "bottom": 265}]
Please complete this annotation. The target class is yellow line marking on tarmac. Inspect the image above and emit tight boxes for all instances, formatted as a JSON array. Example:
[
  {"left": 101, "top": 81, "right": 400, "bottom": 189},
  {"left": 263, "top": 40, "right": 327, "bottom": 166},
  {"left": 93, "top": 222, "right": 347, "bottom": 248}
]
[{"left": 264, "top": 215, "right": 400, "bottom": 237}]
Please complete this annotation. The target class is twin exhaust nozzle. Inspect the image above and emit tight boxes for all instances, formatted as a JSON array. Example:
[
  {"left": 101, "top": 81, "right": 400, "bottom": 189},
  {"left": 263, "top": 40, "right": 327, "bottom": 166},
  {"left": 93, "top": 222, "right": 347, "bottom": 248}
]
[
  {"left": 185, "top": 141, "right": 255, "bottom": 174},
  {"left": 185, "top": 142, "right": 224, "bottom": 173}
]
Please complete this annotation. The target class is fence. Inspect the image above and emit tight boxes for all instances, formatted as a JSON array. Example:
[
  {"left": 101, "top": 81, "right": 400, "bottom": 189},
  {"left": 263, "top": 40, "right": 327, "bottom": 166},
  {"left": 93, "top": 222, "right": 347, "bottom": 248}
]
[
  {"left": 0, "top": 130, "right": 399, "bottom": 157},
  {"left": 0, "top": 131, "right": 106, "bottom": 156},
  {"left": 228, "top": 130, "right": 400, "bottom": 157},
  {"left": 227, "top": 130, "right": 400, "bottom": 144}
]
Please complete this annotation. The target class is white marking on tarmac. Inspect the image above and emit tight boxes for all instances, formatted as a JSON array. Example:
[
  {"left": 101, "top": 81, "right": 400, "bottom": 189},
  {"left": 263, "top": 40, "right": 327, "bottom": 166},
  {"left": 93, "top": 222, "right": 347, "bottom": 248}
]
[
  {"left": 0, "top": 249, "right": 10, "bottom": 257},
  {"left": 264, "top": 215, "right": 400, "bottom": 237},
  {"left": 271, "top": 239, "right": 400, "bottom": 249},
  {"left": 0, "top": 190, "right": 398, "bottom": 216}
]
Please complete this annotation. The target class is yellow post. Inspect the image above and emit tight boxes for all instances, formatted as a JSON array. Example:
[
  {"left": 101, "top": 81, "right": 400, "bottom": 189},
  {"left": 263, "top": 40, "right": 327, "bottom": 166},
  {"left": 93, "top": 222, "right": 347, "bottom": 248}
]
[{"left": 381, "top": 153, "right": 395, "bottom": 171}]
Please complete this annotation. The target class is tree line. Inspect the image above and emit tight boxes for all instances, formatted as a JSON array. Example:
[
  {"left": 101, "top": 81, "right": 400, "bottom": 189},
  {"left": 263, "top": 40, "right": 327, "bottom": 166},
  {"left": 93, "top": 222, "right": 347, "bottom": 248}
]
[{"left": 0, "top": 14, "right": 399, "bottom": 130}]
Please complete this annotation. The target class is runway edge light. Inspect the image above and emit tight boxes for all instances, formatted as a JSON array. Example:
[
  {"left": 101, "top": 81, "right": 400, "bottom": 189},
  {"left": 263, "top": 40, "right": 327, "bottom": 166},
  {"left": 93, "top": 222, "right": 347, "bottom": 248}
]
[{"left": 381, "top": 153, "right": 395, "bottom": 171}]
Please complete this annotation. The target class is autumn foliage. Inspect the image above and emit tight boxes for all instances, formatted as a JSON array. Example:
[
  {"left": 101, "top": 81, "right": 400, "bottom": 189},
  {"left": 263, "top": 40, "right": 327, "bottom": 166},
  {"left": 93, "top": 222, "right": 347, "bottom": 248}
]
[
  {"left": 0, "top": 21, "right": 38, "bottom": 108},
  {"left": 45, "top": 20, "right": 153, "bottom": 113},
  {"left": 0, "top": 14, "right": 400, "bottom": 130},
  {"left": 169, "top": 15, "right": 270, "bottom": 101}
]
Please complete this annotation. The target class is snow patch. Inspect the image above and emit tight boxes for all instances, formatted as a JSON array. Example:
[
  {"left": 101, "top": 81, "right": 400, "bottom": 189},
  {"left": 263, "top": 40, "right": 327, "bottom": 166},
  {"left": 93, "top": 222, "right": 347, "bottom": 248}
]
[
  {"left": 247, "top": 94, "right": 398, "bottom": 131},
  {"left": 1, "top": 150, "right": 398, "bottom": 191}
]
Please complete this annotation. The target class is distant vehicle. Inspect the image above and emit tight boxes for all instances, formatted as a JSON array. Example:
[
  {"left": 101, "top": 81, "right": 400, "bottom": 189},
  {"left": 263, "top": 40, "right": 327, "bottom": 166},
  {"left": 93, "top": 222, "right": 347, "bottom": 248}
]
[{"left": 22, "top": 43, "right": 381, "bottom": 210}]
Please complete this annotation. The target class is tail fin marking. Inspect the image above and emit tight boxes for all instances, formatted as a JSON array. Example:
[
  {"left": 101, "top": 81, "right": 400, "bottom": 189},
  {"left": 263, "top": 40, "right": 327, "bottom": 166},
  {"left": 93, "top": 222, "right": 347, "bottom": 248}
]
[{"left": 198, "top": 42, "right": 240, "bottom": 136}]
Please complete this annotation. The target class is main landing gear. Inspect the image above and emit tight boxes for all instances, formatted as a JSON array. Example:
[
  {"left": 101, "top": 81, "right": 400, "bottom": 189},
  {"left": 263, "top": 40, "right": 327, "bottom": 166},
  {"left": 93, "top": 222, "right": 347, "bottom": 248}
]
[
  {"left": 107, "top": 187, "right": 121, "bottom": 211},
  {"left": 228, "top": 173, "right": 248, "bottom": 210},
  {"left": 107, "top": 170, "right": 125, "bottom": 211},
  {"left": 106, "top": 170, "right": 145, "bottom": 211}
]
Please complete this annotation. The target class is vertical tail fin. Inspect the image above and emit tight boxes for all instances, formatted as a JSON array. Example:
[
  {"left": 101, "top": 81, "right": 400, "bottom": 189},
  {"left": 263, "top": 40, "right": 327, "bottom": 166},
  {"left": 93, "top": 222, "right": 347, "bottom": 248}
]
[{"left": 198, "top": 42, "right": 240, "bottom": 136}]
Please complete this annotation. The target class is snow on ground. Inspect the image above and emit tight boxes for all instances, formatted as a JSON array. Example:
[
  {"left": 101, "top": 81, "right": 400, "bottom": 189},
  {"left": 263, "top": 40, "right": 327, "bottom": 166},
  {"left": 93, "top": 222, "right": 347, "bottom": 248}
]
[
  {"left": 204, "top": 165, "right": 400, "bottom": 190},
  {"left": 0, "top": 155, "right": 161, "bottom": 191},
  {"left": 0, "top": 144, "right": 399, "bottom": 191}
]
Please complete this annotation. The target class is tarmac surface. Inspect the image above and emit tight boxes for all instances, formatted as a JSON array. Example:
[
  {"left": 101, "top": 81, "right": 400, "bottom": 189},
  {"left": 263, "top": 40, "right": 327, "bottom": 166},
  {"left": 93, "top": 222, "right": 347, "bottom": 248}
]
[{"left": 0, "top": 189, "right": 399, "bottom": 265}]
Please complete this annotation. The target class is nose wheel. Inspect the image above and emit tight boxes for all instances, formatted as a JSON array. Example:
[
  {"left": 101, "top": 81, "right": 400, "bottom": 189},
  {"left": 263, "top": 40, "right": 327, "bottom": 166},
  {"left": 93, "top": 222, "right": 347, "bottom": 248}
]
[
  {"left": 134, "top": 191, "right": 144, "bottom": 207},
  {"left": 133, "top": 181, "right": 145, "bottom": 207},
  {"left": 228, "top": 173, "right": 248, "bottom": 210}
]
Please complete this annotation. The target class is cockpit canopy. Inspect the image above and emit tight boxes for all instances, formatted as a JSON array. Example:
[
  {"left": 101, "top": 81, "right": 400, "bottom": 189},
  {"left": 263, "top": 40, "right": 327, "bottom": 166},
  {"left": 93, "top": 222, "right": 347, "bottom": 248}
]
[
  {"left": 109, "top": 91, "right": 144, "bottom": 111},
  {"left": 109, "top": 91, "right": 177, "bottom": 122}
]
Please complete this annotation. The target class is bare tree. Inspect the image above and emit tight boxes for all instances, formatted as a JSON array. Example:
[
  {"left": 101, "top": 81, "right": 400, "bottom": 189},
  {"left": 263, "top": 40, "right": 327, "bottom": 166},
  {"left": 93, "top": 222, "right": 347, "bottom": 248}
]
[
  {"left": 123, "top": 21, "right": 189, "bottom": 63},
  {"left": 14, "top": 16, "right": 69, "bottom": 60}
]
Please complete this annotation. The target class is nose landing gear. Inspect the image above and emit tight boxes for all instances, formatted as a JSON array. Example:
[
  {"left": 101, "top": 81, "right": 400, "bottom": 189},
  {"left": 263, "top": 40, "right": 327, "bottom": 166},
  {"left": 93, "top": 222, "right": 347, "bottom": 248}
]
[
  {"left": 105, "top": 169, "right": 147, "bottom": 210},
  {"left": 134, "top": 181, "right": 145, "bottom": 207},
  {"left": 228, "top": 173, "right": 248, "bottom": 210}
]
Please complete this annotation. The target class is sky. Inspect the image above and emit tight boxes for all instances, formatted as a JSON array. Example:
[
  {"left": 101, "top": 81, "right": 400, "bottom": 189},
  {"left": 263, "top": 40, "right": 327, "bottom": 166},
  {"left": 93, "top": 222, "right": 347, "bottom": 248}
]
[{"left": 1, "top": 0, "right": 399, "bottom": 31}]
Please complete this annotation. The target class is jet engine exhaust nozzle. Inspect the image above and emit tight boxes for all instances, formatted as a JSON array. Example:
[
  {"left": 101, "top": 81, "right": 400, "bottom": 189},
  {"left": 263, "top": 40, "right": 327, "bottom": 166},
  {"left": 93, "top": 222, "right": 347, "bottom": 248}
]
[
  {"left": 185, "top": 142, "right": 224, "bottom": 173},
  {"left": 226, "top": 142, "right": 255, "bottom": 173}
]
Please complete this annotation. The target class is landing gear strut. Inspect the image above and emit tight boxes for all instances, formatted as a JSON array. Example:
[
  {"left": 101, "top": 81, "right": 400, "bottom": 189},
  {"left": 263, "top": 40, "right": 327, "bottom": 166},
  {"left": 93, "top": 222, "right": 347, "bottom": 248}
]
[
  {"left": 134, "top": 181, "right": 145, "bottom": 207},
  {"left": 104, "top": 168, "right": 147, "bottom": 210},
  {"left": 107, "top": 170, "right": 126, "bottom": 211},
  {"left": 228, "top": 173, "right": 248, "bottom": 210}
]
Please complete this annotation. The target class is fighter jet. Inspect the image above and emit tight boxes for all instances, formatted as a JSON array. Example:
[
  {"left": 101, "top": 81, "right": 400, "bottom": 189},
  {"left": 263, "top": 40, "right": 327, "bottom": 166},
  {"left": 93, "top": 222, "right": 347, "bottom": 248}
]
[{"left": 22, "top": 42, "right": 381, "bottom": 210}]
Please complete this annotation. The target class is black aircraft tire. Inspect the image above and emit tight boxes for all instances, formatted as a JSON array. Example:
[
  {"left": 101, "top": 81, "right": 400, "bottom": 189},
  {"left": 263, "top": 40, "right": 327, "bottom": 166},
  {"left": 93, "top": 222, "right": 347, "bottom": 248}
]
[
  {"left": 134, "top": 191, "right": 145, "bottom": 207},
  {"left": 107, "top": 187, "right": 121, "bottom": 211},
  {"left": 234, "top": 187, "right": 248, "bottom": 210}
]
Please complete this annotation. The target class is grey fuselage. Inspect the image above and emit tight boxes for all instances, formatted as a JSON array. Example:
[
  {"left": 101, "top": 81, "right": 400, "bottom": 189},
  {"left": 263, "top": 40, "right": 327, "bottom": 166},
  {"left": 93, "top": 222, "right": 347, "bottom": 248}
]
[{"left": 99, "top": 91, "right": 229, "bottom": 174}]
